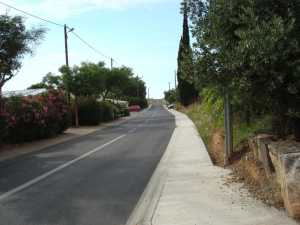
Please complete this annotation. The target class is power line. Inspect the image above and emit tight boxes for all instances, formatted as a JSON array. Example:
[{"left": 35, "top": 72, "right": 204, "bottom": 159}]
[
  {"left": 71, "top": 31, "right": 111, "bottom": 60},
  {"left": 0, "top": 1, "right": 138, "bottom": 74},
  {"left": 0, "top": 1, "right": 64, "bottom": 27}
]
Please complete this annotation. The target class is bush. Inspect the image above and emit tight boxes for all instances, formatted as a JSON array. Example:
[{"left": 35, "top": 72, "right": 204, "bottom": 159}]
[
  {"left": 0, "top": 111, "right": 8, "bottom": 143},
  {"left": 77, "top": 97, "right": 102, "bottom": 126},
  {"left": 111, "top": 104, "right": 120, "bottom": 120},
  {"left": 1, "top": 90, "right": 71, "bottom": 143},
  {"left": 74, "top": 99, "right": 121, "bottom": 126},
  {"left": 128, "top": 97, "right": 148, "bottom": 109},
  {"left": 99, "top": 101, "right": 115, "bottom": 122}
]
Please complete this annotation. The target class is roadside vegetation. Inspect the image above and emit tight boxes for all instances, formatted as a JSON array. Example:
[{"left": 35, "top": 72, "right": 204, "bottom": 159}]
[
  {"left": 167, "top": 0, "right": 300, "bottom": 209},
  {"left": 170, "top": 0, "right": 300, "bottom": 162},
  {"left": 0, "top": 14, "right": 147, "bottom": 145}
]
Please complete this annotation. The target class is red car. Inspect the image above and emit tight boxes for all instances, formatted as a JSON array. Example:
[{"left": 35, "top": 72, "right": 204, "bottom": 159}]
[{"left": 129, "top": 105, "right": 141, "bottom": 112}]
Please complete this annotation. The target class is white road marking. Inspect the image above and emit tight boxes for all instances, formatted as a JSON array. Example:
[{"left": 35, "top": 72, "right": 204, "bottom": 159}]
[{"left": 0, "top": 135, "right": 126, "bottom": 202}]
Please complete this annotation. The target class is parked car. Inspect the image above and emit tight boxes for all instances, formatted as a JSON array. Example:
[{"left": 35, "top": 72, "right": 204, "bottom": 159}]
[{"left": 129, "top": 105, "right": 141, "bottom": 112}]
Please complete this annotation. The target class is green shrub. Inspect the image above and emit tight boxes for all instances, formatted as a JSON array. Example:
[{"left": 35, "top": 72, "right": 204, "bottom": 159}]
[
  {"left": 183, "top": 88, "right": 272, "bottom": 148},
  {"left": 74, "top": 99, "right": 121, "bottom": 125},
  {"left": 77, "top": 97, "right": 102, "bottom": 126},
  {"left": 128, "top": 97, "right": 148, "bottom": 109},
  {"left": 99, "top": 101, "right": 115, "bottom": 122},
  {"left": 112, "top": 104, "right": 120, "bottom": 120}
]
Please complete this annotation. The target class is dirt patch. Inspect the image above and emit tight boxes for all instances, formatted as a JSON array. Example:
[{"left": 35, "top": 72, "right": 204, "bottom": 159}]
[
  {"left": 228, "top": 150, "right": 284, "bottom": 208},
  {"left": 207, "top": 130, "right": 284, "bottom": 209},
  {"left": 208, "top": 129, "right": 225, "bottom": 166}
]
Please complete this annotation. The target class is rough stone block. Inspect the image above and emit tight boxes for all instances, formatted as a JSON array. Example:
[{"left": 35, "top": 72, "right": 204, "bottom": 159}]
[{"left": 269, "top": 141, "right": 300, "bottom": 219}]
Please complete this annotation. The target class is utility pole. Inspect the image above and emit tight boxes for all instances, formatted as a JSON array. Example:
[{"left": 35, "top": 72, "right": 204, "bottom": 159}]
[
  {"left": 64, "top": 24, "right": 71, "bottom": 105},
  {"left": 64, "top": 25, "right": 69, "bottom": 67},
  {"left": 169, "top": 82, "right": 171, "bottom": 91},
  {"left": 148, "top": 88, "right": 150, "bottom": 99},
  {"left": 64, "top": 25, "right": 74, "bottom": 67},
  {"left": 64, "top": 24, "right": 78, "bottom": 127},
  {"left": 224, "top": 91, "right": 233, "bottom": 166}
]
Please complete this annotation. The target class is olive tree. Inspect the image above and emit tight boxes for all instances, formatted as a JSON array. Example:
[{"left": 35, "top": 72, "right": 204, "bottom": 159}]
[{"left": 0, "top": 14, "right": 45, "bottom": 96}]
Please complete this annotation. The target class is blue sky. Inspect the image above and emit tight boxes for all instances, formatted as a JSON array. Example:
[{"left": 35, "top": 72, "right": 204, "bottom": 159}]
[{"left": 1, "top": 0, "right": 183, "bottom": 98}]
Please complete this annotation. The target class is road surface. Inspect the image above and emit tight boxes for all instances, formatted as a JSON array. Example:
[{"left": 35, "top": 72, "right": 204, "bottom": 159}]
[{"left": 0, "top": 105, "right": 175, "bottom": 225}]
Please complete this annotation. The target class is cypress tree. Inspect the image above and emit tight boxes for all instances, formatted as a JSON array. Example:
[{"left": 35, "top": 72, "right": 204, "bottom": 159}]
[{"left": 177, "top": 1, "right": 198, "bottom": 106}]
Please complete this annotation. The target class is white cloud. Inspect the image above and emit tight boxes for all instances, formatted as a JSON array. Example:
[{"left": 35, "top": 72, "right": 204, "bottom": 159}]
[{"left": 0, "top": 0, "right": 169, "bottom": 20}]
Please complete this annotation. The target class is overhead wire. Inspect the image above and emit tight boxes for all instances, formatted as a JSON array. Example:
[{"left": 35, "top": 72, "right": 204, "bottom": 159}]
[
  {"left": 0, "top": 1, "right": 123, "bottom": 68},
  {"left": 0, "top": 1, "right": 64, "bottom": 27}
]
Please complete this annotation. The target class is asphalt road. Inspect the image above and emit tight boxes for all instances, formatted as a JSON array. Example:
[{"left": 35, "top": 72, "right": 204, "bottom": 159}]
[{"left": 0, "top": 105, "right": 175, "bottom": 225}]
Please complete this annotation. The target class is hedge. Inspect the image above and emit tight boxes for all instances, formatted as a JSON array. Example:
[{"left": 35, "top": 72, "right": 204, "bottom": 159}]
[
  {"left": 77, "top": 97, "right": 102, "bottom": 126},
  {"left": 76, "top": 98, "right": 123, "bottom": 126},
  {"left": 0, "top": 90, "right": 71, "bottom": 143},
  {"left": 128, "top": 97, "right": 148, "bottom": 109}
]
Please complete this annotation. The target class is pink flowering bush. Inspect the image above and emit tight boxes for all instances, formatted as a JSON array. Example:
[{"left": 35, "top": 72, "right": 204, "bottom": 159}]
[{"left": 0, "top": 90, "right": 71, "bottom": 143}]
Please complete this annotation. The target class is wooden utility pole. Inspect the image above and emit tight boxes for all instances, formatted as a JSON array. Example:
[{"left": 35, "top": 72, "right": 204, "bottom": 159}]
[
  {"left": 111, "top": 58, "right": 114, "bottom": 70},
  {"left": 64, "top": 25, "right": 69, "bottom": 67},
  {"left": 64, "top": 25, "right": 79, "bottom": 127},
  {"left": 169, "top": 82, "right": 171, "bottom": 91}
]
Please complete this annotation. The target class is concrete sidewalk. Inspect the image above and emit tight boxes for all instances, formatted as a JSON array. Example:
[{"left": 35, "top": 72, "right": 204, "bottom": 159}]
[{"left": 127, "top": 110, "right": 298, "bottom": 225}]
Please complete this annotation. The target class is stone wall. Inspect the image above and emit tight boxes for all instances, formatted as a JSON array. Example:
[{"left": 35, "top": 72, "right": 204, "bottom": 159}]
[{"left": 249, "top": 136, "right": 300, "bottom": 219}]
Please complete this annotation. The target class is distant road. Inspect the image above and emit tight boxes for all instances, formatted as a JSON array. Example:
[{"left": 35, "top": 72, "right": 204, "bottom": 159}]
[{"left": 0, "top": 105, "right": 175, "bottom": 225}]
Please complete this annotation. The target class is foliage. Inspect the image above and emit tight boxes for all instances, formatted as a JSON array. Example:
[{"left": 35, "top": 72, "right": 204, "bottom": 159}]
[
  {"left": 182, "top": 88, "right": 224, "bottom": 145},
  {"left": 0, "top": 14, "right": 45, "bottom": 94},
  {"left": 177, "top": 1, "right": 198, "bottom": 106},
  {"left": 28, "top": 73, "right": 63, "bottom": 90},
  {"left": 183, "top": 88, "right": 271, "bottom": 148},
  {"left": 164, "top": 89, "right": 178, "bottom": 104},
  {"left": 0, "top": 90, "right": 70, "bottom": 143},
  {"left": 128, "top": 97, "right": 148, "bottom": 109},
  {"left": 185, "top": 0, "right": 300, "bottom": 138},
  {"left": 28, "top": 61, "right": 147, "bottom": 126},
  {"left": 77, "top": 97, "right": 102, "bottom": 126},
  {"left": 99, "top": 101, "right": 117, "bottom": 122}
]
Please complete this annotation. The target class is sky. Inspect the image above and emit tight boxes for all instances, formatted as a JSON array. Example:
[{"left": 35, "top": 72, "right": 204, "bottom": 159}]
[{"left": 0, "top": 0, "right": 183, "bottom": 98}]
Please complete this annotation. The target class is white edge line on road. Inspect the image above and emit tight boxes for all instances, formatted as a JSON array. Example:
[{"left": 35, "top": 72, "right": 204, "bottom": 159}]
[{"left": 0, "top": 134, "right": 126, "bottom": 202}]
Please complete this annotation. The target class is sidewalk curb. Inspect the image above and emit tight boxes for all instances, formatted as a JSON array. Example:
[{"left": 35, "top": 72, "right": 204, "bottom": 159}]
[
  {"left": 126, "top": 108, "right": 299, "bottom": 225},
  {"left": 125, "top": 108, "right": 177, "bottom": 225}
]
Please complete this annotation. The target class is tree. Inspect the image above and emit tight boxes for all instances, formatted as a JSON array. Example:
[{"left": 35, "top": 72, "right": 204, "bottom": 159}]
[
  {"left": 187, "top": 0, "right": 300, "bottom": 138},
  {"left": 177, "top": 0, "right": 198, "bottom": 106},
  {"left": 164, "top": 89, "right": 177, "bottom": 104},
  {"left": 0, "top": 15, "right": 45, "bottom": 96},
  {"left": 76, "top": 62, "right": 106, "bottom": 97},
  {"left": 103, "top": 67, "right": 132, "bottom": 101},
  {"left": 28, "top": 73, "right": 63, "bottom": 90}
]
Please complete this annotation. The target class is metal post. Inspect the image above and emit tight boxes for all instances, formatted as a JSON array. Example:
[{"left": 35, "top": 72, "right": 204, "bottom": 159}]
[{"left": 224, "top": 92, "right": 233, "bottom": 166}]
